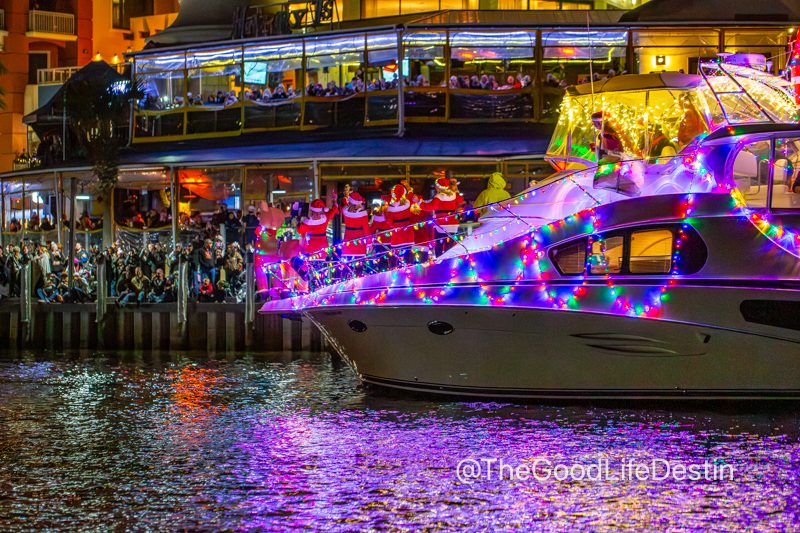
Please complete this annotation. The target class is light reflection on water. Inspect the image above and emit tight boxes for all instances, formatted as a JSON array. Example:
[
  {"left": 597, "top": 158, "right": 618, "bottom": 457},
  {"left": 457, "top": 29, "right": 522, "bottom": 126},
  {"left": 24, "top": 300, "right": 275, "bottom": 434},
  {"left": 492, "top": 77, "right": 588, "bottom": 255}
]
[{"left": 0, "top": 351, "right": 799, "bottom": 531}]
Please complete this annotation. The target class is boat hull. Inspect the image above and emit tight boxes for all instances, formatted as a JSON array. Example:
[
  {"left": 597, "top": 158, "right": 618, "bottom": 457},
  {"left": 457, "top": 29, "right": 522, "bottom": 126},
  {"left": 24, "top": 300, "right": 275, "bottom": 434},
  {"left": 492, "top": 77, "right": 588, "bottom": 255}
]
[{"left": 305, "top": 288, "right": 800, "bottom": 399}]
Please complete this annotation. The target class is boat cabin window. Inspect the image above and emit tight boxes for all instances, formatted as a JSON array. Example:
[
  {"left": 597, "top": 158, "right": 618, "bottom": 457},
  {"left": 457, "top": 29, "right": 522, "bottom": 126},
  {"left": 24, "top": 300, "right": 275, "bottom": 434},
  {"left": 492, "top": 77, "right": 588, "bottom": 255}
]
[
  {"left": 629, "top": 229, "right": 673, "bottom": 274},
  {"left": 589, "top": 235, "right": 624, "bottom": 275},
  {"left": 550, "top": 240, "right": 586, "bottom": 275},
  {"left": 771, "top": 136, "right": 800, "bottom": 210},
  {"left": 549, "top": 225, "right": 706, "bottom": 276},
  {"left": 732, "top": 139, "right": 771, "bottom": 208}
]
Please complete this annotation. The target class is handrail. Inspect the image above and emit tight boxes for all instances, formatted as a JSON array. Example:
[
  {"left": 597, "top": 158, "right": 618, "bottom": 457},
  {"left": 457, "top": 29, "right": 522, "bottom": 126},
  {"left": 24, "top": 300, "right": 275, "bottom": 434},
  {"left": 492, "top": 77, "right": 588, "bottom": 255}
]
[
  {"left": 132, "top": 85, "right": 548, "bottom": 140},
  {"left": 28, "top": 10, "right": 75, "bottom": 36},
  {"left": 37, "top": 66, "right": 80, "bottom": 85}
]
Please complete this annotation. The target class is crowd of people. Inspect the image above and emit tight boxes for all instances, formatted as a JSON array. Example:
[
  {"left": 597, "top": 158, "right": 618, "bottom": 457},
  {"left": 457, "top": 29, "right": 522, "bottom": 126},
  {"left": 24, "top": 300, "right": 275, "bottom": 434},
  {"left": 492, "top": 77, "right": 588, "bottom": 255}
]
[
  {"left": 447, "top": 73, "right": 533, "bottom": 91},
  {"left": 5, "top": 211, "right": 101, "bottom": 233},
  {"left": 0, "top": 171, "right": 518, "bottom": 301},
  {"left": 0, "top": 235, "right": 251, "bottom": 305},
  {"left": 139, "top": 67, "right": 560, "bottom": 111}
]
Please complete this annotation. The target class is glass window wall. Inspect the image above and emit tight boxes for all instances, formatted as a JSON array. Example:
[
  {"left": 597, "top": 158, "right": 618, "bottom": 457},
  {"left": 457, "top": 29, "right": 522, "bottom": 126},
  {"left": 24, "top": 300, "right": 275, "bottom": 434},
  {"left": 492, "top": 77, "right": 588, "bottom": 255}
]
[{"left": 633, "top": 30, "right": 718, "bottom": 75}]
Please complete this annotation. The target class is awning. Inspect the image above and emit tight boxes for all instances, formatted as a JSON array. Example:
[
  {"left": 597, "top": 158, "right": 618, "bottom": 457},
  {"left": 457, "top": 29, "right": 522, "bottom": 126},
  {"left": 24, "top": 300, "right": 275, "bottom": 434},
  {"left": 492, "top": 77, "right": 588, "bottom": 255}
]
[
  {"left": 23, "top": 61, "right": 126, "bottom": 129},
  {"left": 119, "top": 134, "right": 552, "bottom": 167}
]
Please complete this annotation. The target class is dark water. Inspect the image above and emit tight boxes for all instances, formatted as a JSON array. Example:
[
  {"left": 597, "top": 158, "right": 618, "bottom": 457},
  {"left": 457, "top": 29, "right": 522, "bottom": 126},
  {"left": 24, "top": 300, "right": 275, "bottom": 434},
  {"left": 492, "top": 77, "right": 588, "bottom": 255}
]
[{"left": 1, "top": 352, "right": 799, "bottom": 531}]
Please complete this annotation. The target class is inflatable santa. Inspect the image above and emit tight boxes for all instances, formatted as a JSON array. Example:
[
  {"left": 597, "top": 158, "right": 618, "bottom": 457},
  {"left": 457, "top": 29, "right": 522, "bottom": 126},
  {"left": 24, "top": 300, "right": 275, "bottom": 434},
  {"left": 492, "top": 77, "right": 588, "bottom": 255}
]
[
  {"left": 296, "top": 199, "right": 339, "bottom": 256},
  {"left": 385, "top": 184, "right": 416, "bottom": 248},
  {"left": 341, "top": 192, "right": 372, "bottom": 257}
]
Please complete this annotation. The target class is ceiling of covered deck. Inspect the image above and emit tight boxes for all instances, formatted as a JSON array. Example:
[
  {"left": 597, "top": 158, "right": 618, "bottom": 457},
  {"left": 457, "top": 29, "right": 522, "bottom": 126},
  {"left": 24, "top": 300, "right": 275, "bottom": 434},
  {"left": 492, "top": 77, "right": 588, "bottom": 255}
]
[
  {"left": 0, "top": 168, "right": 169, "bottom": 194},
  {"left": 120, "top": 133, "right": 552, "bottom": 167}
]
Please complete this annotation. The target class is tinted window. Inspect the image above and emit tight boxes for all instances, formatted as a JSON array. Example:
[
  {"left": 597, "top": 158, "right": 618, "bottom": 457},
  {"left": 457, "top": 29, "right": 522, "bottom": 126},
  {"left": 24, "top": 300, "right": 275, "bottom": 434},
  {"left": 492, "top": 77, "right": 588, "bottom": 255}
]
[
  {"left": 551, "top": 239, "right": 586, "bottom": 275},
  {"left": 741, "top": 300, "right": 800, "bottom": 331},
  {"left": 733, "top": 139, "right": 770, "bottom": 208},
  {"left": 772, "top": 136, "right": 800, "bottom": 210},
  {"left": 630, "top": 229, "right": 673, "bottom": 274},
  {"left": 589, "top": 235, "right": 624, "bottom": 274}
]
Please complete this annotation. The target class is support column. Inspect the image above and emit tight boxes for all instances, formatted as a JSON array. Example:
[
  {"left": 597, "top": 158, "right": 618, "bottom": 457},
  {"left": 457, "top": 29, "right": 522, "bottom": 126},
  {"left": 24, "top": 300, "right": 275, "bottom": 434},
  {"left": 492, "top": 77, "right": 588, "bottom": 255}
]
[
  {"left": 0, "top": 178, "right": 5, "bottom": 248},
  {"left": 170, "top": 166, "right": 178, "bottom": 249},
  {"left": 397, "top": 28, "right": 405, "bottom": 137},
  {"left": 67, "top": 177, "right": 77, "bottom": 290},
  {"left": 55, "top": 173, "right": 63, "bottom": 246},
  {"left": 245, "top": 248, "right": 255, "bottom": 326},
  {"left": 96, "top": 256, "right": 107, "bottom": 323}
]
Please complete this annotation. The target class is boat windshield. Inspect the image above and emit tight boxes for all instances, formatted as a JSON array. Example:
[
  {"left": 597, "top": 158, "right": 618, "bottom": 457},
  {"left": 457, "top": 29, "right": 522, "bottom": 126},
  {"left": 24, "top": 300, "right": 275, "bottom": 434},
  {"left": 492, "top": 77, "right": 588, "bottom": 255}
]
[
  {"left": 440, "top": 152, "right": 714, "bottom": 259},
  {"left": 547, "top": 64, "right": 798, "bottom": 171}
]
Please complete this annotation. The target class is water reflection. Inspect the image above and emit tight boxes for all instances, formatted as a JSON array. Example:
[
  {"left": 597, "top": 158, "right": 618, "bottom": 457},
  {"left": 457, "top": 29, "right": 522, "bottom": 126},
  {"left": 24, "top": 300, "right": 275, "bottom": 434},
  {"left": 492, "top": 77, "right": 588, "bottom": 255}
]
[{"left": 0, "top": 351, "right": 798, "bottom": 530}]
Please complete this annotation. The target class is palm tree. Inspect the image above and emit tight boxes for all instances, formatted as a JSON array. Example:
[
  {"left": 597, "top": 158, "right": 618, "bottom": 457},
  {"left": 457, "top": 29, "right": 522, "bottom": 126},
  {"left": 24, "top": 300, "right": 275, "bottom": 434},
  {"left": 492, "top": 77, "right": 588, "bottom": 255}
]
[{"left": 64, "top": 65, "right": 143, "bottom": 200}]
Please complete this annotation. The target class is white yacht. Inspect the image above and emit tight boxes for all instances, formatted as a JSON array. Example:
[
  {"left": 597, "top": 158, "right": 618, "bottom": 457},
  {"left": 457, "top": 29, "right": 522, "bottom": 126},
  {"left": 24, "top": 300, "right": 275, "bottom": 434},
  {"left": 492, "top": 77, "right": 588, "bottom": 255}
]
[{"left": 261, "top": 56, "right": 800, "bottom": 399}]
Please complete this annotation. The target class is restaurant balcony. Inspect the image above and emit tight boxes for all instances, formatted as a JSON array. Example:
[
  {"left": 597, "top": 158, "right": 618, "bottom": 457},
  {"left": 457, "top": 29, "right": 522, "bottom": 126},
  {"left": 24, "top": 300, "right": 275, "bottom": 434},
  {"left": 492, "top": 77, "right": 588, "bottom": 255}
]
[
  {"left": 26, "top": 9, "right": 77, "bottom": 41},
  {"left": 128, "top": 24, "right": 791, "bottom": 145}
]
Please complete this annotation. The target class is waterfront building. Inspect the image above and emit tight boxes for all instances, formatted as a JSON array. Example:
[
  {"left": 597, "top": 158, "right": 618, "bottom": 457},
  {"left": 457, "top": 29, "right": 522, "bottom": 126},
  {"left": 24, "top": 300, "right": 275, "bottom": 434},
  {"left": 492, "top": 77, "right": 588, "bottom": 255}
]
[
  {"left": 0, "top": 0, "right": 178, "bottom": 173},
  {"left": 0, "top": 0, "right": 798, "bottom": 251}
]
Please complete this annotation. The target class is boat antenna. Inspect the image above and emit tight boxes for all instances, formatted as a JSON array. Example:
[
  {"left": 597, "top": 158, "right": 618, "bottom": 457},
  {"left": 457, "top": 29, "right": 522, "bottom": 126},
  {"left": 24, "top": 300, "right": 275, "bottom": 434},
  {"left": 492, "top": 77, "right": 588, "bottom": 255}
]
[
  {"left": 587, "top": 11, "right": 601, "bottom": 162},
  {"left": 587, "top": 11, "right": 595, "bottom": 104}
]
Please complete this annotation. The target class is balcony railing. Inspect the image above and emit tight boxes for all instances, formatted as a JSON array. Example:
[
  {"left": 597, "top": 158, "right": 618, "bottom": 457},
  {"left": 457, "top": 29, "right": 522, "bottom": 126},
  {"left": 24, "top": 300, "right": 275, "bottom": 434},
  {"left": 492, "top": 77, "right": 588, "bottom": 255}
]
[
  {"left": 37, "top": 66, "right": 80, "bottom": 85},
  {"left": 28, "top": 10, "right": 75, "bottom": 36}
]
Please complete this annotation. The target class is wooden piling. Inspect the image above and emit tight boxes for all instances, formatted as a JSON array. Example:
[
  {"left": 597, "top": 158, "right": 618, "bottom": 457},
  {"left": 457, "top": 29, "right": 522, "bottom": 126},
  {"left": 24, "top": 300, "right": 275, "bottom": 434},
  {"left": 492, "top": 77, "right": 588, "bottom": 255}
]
[{"left": 0, "top": 301, "right": 323, "bottom": 353}]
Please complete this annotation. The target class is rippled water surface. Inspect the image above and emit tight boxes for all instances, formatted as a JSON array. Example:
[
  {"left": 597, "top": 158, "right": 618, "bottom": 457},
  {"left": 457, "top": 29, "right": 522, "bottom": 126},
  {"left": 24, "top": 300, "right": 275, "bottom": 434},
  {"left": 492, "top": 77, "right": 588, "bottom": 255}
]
[{"left": 1, "top": 351, "right": 799, "bottom": 531}]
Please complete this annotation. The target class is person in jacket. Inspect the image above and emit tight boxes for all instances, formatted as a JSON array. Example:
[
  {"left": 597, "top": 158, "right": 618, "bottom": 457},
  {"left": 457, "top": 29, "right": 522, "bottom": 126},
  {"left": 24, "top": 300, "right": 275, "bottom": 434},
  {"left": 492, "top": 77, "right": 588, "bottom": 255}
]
[
  {"left": 242, "top": 205, "right": 261, "bottom": 245},
  {"left": 474, "top": 172, "right": 512, "bottom": 210},
  {"left": 148, "top": 268, "right": 167, "bottom": 303},
  {"left": 198, "top": 276, "right": 215, "bottom": 302},
  {"left": 198, "top": 239, "right": 218, "bottom": 285}
]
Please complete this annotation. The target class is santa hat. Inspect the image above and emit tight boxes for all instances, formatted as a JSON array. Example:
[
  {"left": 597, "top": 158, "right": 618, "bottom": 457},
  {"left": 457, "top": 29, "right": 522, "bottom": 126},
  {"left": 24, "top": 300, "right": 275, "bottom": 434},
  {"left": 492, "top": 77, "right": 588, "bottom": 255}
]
[
  {"left": 348, "top": 192, "right": 364, "bottom": 205},
  {"left": 435, "top": 177, "right": 450, "bottom": 190},
  {"left": 309, "top": 199, "right": 328, "bottom": 213},
  {"left": 391, "top": 184, "right": 407, "bottom": 202}
]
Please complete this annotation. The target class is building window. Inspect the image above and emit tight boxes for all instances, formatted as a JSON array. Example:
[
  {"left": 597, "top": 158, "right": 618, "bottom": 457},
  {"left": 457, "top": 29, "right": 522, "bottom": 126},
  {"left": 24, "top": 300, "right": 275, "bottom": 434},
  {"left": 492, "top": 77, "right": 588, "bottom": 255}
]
[
  {"left": 724, "top": 30, "right": 789, "bottom": 74},
  {"left": 113, "top": 0, "right": 154, "bottom": 30},
  {"left": 633, "top": 30, "right": 718, "bottom": 75},
  {"left": 542, "top": 30, "right": 628, "bottom": 86}
]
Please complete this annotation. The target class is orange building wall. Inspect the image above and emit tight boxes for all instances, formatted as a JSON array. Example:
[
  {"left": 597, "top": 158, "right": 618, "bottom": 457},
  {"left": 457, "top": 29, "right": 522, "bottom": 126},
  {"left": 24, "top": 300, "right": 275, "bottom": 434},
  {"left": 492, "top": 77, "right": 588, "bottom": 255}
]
[
  {"left": 0, "top": 0, "right": 178, "bottom": 172},
  {"left": 0, "top": 1, "right": 35, "bottom": 172}
]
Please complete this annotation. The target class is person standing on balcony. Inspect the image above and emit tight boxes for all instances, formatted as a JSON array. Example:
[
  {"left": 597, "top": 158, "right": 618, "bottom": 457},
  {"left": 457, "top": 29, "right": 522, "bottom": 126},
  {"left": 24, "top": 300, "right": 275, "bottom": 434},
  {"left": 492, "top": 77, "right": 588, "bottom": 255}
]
[{"left": 297, "top": 199, "right": 338, "bottom": 257}]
